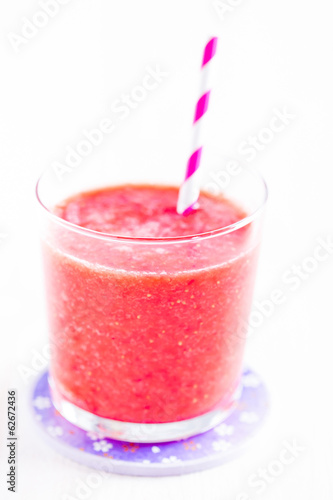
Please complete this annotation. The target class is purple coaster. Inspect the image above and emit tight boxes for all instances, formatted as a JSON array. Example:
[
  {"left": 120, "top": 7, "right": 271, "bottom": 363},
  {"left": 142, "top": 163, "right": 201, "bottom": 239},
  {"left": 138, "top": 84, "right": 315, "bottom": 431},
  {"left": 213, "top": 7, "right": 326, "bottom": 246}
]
[{"left": 32, "top": 369, "right": 269, "bottom": 476}]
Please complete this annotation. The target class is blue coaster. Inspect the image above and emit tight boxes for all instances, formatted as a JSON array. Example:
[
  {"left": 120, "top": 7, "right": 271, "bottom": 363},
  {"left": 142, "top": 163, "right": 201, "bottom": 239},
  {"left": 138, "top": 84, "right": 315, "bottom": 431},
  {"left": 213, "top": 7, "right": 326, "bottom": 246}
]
[{"left": 32, "top": 369, "right": 269, "bottom": 476}]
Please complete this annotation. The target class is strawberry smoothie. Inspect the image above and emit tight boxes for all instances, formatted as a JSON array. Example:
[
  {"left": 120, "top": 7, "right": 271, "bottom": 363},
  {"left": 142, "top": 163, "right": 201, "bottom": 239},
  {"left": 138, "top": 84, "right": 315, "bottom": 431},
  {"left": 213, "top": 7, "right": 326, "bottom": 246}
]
[{"left": 42, "top": 185, "right": 260, "bottom": 425}]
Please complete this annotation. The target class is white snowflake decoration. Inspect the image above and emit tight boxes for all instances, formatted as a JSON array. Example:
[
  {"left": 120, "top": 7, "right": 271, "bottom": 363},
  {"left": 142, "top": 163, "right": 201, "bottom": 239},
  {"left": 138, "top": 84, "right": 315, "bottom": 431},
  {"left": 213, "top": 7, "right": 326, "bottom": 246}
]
[
  {"left": 239, "top": 411, "right": 259, "bottom": 424},
  {"left": 93, "top": 440, "right": 113, "bottom": 453},
  {"left": 212, "top": 440, "right": 231, "bottom": 452},
  {"left": 86, "top": 431, "right": 106, "bottom": 441},
  {"left": 33, "top": 396, "right": 51, "bottom": 410},
  {"left": 214, "top": 423, "right": 234, "bottom": 437},
  {"left": 47, "top": 425, "right": 63, "bottom": 438},
  {"left": 242, "top": 373, "right": 261, "bottom": 388}
]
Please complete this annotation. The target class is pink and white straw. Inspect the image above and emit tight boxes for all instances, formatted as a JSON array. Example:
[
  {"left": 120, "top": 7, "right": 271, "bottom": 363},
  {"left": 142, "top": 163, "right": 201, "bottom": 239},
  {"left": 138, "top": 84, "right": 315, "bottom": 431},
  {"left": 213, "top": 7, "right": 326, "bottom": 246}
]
[{"left": 177, "top": 37, "right": 218, "bottom": 215}]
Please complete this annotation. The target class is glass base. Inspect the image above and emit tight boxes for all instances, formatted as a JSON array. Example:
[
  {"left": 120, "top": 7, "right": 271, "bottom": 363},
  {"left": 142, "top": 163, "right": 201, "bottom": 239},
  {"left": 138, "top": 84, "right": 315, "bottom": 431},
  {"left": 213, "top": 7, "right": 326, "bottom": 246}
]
[{"left": 49, "top": 377, "right": 242, "bottom": 443}]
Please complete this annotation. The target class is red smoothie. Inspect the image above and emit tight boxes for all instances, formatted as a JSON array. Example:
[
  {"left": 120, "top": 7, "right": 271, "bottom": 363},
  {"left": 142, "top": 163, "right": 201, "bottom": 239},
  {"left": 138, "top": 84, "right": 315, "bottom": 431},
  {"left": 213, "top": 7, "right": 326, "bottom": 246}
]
[{"left": 43, "top": 185, "right": 259, "bottom": 424}]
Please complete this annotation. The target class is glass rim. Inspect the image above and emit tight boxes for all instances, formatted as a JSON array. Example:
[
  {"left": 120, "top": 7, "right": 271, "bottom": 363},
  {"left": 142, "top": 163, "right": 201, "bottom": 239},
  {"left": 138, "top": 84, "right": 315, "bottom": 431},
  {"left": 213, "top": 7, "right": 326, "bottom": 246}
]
[{"left": 35, "top": 167, "right": 268, "bottom": 244}]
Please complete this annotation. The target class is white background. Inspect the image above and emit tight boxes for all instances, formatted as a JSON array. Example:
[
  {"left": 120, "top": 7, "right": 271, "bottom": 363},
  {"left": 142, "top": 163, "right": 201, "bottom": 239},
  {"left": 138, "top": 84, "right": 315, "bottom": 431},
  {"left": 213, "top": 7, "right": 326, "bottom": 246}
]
[{"left": 0, "top": 0, "right": 332, "bottom": 499}]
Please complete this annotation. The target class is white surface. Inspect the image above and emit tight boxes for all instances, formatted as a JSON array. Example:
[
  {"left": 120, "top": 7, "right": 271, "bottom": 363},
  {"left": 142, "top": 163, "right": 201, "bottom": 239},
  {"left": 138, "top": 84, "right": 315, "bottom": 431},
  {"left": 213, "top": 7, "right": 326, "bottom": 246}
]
[{"left": 0, "top": 1, "right": 332, "bottom": 499}]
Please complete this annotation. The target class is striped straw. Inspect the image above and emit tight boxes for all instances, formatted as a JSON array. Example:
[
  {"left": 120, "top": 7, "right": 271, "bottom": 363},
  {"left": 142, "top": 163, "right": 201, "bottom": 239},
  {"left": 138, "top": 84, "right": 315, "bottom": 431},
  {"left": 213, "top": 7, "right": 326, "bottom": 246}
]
[{"left": 177, "top": 37, "right": 218, "bottom": 215}]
